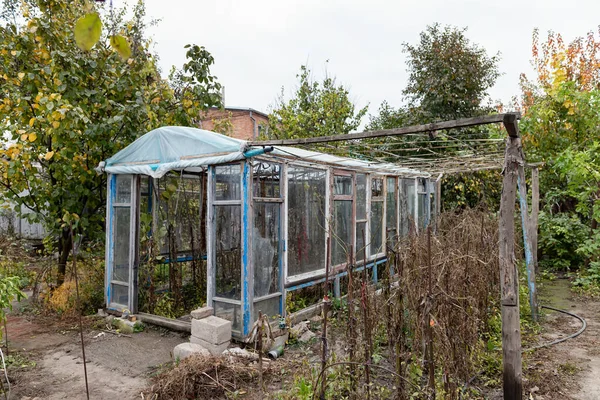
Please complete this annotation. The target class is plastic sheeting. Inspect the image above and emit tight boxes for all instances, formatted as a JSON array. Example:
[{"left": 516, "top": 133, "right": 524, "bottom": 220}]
[
  {"left": 97, "top": 126, "right": 248, "bottom": 178},
  {"left": 270, "top": 146, "right": 430, "bottom": 177}
]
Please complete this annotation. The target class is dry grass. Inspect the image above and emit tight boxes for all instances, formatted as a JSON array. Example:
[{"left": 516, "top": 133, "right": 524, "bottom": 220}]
[{"left": 143, "top": 354, "right": 271, "bottom": 400}]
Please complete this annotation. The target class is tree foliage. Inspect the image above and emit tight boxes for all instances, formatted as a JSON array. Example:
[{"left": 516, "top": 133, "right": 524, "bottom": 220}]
[
  {"left": 267, "top": 65, "right": 367, "bottom": 140},
  {"left": 0, "top": 0, "right": 222, "bottom": 283},
  {"left": 366, "top": 24, "right": 502, "bottom": 210},
  {"left": 519, "top": 28, "right": 600, "bottom": 273},
  {"left": 403, "top": 23, "right": 500, "bottom": 121}
]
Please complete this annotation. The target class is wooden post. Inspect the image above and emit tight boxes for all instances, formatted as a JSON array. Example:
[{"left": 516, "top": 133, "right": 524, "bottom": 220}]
[
  {"left": 499, "top": 114, "right": 523, "bottom": 400},
  {"left": 517, "top": 166, "right": 539, "bottom": 321}
]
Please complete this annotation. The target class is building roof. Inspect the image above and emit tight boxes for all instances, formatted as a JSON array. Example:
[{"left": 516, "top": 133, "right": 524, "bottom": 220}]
[{"left": 206, "top": 106, "right": 269, "bottom": 119}]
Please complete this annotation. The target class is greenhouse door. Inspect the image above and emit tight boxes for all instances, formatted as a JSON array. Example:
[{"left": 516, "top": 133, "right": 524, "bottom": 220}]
[
  {"left": 106, "top": 174, "right": 139, "bottom": 313},
  {"left": 251, "top": 162, "right": 283, "bottom": 325}
]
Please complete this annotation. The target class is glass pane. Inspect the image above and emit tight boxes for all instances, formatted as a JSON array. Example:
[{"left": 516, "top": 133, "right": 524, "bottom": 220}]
[
  {"left": 418, "top": 193, "right": 427, "bottom": 229},
  {"left": 115, "top": 175, "right": 132, "bottom": 203},
  {"left": 356, "top": 221, "right": 367, "bottom": 263},
  {"left": 157, "top": 174, "right": 203, "bottom": 255},
  {"left": 332, "top": 200, "right": 352, "bottom": 266},
  {"left": 334, "top": 175, "right": 353, "bottom": 196},
  {"left": 406, "top": 179, "right": 416, "bottom": 227},
  {"left": 113, "top": 207, "right": 130, "bottom": 282},
  {"left": 370, "top": 201, "right": 384, "bottom": 255},
  {"left": 253, "top": 296, "right": 281, "bottom": 322},
  {"left": 356, "top": 174, "right": 367, "bottom": 220},
  {"left": 288, "top": 166, "right": 327, "bottom": 277},
  {"left": 253, "top": 203, "right": 280, "bottom": 297},
  {"left": 214, "top": 301, "right": 242, "bottom": 333},
  {"left": 215, "top": 164, "right": 241, "bottom": 201},
  {"left": 215, "top": 205, "right": 241, "bottom": 299},
  {"left": 399, "top": 180, "right": 409, "bottom": 236},
  {"left": 371, "top": 178, "right": 383, "bottom": 198},
  {"left": 253, "top": 162, "right": 281, "bottom": 198},
  {"left": 386, "top": 177, "right": 397, "bottom": 243},
  {"left": 111, "top": 284, "right": 128, "bottom": 306}
]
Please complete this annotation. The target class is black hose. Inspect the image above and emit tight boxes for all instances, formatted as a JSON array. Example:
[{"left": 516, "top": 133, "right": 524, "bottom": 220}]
[
  {"left": 461, "top": 304, "right": 587, "bottom": 397},
  {"left": 522, "top": 304, "right": 587, "bottom": 352}
]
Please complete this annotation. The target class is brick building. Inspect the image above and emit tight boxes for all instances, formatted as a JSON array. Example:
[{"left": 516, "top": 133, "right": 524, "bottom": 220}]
[{"left": 200, "top": 107, "right": 269, "bottom": 141}]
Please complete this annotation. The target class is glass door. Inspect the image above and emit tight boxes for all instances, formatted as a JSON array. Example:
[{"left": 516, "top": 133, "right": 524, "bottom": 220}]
[{"left": 107, "top": 174, "right": 139, "bottom": 312}]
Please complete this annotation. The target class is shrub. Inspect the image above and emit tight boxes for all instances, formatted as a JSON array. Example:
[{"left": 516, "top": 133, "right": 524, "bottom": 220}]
[{"left": 538, "top": 211, "right": 587, "bottom": 271}]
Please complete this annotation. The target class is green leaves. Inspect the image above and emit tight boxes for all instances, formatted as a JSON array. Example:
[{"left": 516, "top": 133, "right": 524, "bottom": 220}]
[
  {"left": 268, "top": 64, "right": 367, "bottom": 141},
  {"left": 110, "top": 35, "right": 131, "bottom": 60},
  {"left": 75, "top": 13, "right": 131, "bottom": 60},
  {"left": 74, "top": 13, "right": 101, "bottom": 51}
]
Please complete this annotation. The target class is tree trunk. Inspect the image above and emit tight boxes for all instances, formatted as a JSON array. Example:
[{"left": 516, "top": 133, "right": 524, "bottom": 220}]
[{"left": 57, "top": 228, "right": 72, "bottom": 286}]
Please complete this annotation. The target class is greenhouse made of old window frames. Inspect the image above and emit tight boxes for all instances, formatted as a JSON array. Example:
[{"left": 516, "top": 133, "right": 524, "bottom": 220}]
[{"left": 98, "top": 126, "right": 438, "bottom": 339}]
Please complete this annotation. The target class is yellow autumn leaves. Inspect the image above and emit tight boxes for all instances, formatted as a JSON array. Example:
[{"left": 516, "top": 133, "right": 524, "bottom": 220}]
[{"left": 74, "top": 12, "right": 131, "bottom": 60}]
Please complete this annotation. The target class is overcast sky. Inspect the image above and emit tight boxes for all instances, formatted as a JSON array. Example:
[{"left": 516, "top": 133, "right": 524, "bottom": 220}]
[{"left": 143, "top": 0, "right": 598, "bottom": 126}]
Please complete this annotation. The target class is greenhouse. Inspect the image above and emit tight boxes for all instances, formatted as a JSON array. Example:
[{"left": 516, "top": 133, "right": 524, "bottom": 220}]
[{"left": 97, "top": 126, "right": 439, "bottom": 339}]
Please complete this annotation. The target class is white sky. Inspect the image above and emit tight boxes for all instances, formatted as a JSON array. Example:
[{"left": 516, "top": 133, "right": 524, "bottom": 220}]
[{"left": 142, "top": 0, "right": 599, "bottom": 127}]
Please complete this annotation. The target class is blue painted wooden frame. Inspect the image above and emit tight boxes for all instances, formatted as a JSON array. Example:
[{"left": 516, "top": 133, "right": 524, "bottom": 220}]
[{"left": 241, "top": 161, "right": 252, "bottom": 336}]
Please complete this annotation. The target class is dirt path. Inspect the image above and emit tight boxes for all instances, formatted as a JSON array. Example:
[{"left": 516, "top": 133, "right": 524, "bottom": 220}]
[
  {"left": 4, "top": 308, "right": 187, "bottom": 400},
  {"left": 526, "top": 278, "right": 600, "bottom": 400}
]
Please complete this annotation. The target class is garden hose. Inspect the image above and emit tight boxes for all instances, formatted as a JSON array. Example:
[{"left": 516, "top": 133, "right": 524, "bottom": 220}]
[
  {"left": 522, "top": 304, "right": 587, "bottom": 352},
  {"left": 461, "top": 304, "right": 587, "bottom": 398}
]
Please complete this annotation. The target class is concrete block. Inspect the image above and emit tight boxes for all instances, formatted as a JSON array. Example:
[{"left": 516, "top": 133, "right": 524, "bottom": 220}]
[
  {"left": 191, "top": 306, "right": 214, "bottom": 320},
  {"left": 173, "top": 342, "right": 210, "bottom": 361},
  {"left": 191, "top": 316, "right": 231, "bottom": 344},
  {"left": 190, "top": 335, "right": 229, "bottom": 355}
]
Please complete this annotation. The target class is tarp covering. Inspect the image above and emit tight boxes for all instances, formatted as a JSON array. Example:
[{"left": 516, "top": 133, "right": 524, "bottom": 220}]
[{"left": 97, "top": 126, "right": 248, "bottom": 178}]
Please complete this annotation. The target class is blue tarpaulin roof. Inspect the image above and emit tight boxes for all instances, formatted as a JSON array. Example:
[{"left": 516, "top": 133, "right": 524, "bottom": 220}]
[{"left": 96, "top": 126, "right": 248, "bottom": 178}]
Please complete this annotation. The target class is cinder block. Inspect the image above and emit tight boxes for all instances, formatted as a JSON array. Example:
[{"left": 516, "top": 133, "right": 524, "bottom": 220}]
[
  {"left": 173, "top": 342, "right": 210, "bottom": 361},
  {"left": 191, "top": 316, "right": 232, "bottom": 344},
  {"left": 190, "top": 336, "right": 229, "bottom": 355},
  {"left": 191, "top": 306, "right": 214, "bottom": 320}
]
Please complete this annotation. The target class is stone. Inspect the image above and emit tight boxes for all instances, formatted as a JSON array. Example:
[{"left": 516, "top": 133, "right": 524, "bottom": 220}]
[
  {"left": 190, "top": 335, "right": 229, "bottom": 355},
  {"left": 173, "top": 342, "right": 210, "bottom": 361},
  {"left": 298, "top": 330, "right": 316, "bottom": 343},
  {"left": 191, "top": 316, "right": 232, "bottom": 344},
  {"left": 191, "top": 306, "right": 214, "bottom": 320},
  {"left": 112, "top": 317, "right": 135, "bottom": 334},
  {"left": 223, "top": 347, "right": 259, "bottom": 361},
  {"left": 290, "top": 321, "right": 309, "bottom": 338},
  {"left": 271, "top": 332, "right": 289, "bottom": 350}
]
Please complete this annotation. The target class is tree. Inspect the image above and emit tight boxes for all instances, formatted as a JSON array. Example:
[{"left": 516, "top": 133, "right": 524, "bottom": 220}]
[
  {"left": 268, "top": 65, "right": 368, "bottom": 140},
  {"left": 518, "top": 28, "right": 600, "bottom": 273},
  {"left": 0, "top": 0, "right": 222, "bottom": 284},
  {"left": 403, "top": 23, "right": 500, "bottom": 121},
  {"left": 366, "top": 24, "right": 502, "bottom": 210}
]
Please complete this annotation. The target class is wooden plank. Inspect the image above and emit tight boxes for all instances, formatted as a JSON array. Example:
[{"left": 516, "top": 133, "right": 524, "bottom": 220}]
[
  {"left": 248, "top": 113, "right": 521, "bottom": 146},
  {"left": 138, "top": 312, "right": 191, "bottom": 333},
  {"left": 498, "top": 132, "right": 523, "bottom": 400},
  {"left": 503, "top": 113, "right": 520, "bottom": 138}
]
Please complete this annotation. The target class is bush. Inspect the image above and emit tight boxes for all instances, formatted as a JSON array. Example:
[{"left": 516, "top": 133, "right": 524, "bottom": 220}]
[
  {"left": 44, "top": 257, "right": 104, "bottom": 316},
  {"left": 538, "top": 211, "right": 587, "bottom": 271}
]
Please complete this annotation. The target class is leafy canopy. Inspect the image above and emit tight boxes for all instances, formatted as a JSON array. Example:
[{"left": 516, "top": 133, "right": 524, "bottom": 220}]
[
  {"left": 519, "top": 28, "right": 600, "bottom": 273},
  {"left": 0, "top": 0, "right": 222, "bottom": 280},
  {"left": 268, "top": 64, "right": 367, "bottom": 140},
  {"left": 403, "top": 23, "right": 500, "bottom": 121}
]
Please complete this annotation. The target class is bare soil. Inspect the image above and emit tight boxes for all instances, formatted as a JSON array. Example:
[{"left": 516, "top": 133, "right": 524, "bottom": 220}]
[
  {"left": 522, "top": 278, "right": 600, "bottom": 400},
  {"left": 4, "top": 298, "right": 187, "bottom": 400}
]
